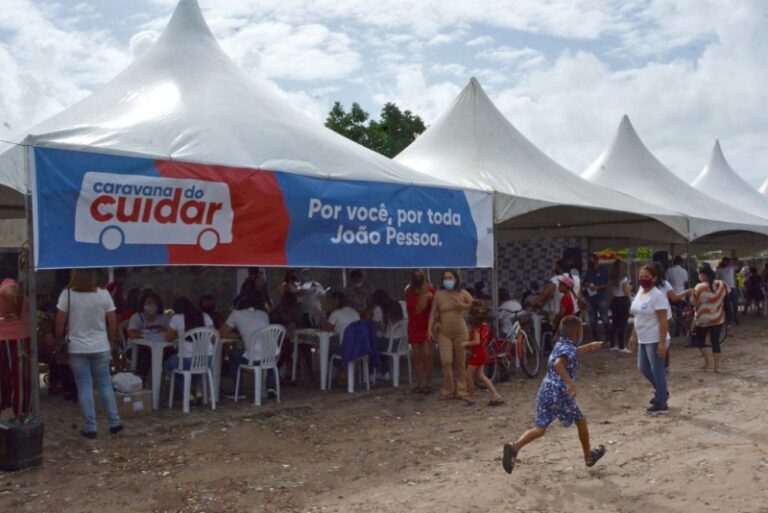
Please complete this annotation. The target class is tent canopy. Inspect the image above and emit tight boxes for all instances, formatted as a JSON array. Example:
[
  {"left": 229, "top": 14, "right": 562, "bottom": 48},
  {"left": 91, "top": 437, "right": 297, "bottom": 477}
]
[
  {"left": 0, "top": 0, "right": 457, "bottom": 197},
  {"left": 395, "top": 78, "right": 689, "bottom": 244},
  {"left": 582, "top": 116, "right": 768, "bottom": 241},
  {"left": 692, "top": 140, "right": 768, "bottom": 221},
  {"left": 0, "top": 0, "right": 493, "bottom": 269},
  {"left": 760, "top": 178, "right": 768, "bottom": 196}
]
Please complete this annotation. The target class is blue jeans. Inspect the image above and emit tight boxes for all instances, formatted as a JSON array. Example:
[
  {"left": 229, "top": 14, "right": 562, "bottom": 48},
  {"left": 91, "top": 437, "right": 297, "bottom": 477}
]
[
  {"left": 69, "top": 351, "right": 121, "bottom": 432},
  {"left": 638, "top": 343, "right": 668, "bottom": 406},
  {"left": 164, "top": 354, "right": 213, "bottom": 394},
  {"left": 587, "top": 296, "right": 611, "bottom": 341},
  {"left": 227, "top": 348, "right": 276, "bottom": 390}
]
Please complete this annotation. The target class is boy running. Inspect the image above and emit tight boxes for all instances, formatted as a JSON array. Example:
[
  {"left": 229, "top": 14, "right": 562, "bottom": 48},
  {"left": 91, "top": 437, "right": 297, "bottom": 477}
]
[{"left": 502, "top": 315, "right": 606, "bottom": 473}]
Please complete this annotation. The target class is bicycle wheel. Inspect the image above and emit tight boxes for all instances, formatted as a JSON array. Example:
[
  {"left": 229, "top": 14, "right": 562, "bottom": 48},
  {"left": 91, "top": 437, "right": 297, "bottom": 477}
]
[{"left": 519, "top": 330, "right": 541, "bottom": 378}]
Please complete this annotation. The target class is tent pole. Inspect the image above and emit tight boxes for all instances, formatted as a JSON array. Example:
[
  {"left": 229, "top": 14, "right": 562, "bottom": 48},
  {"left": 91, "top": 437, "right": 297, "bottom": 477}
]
[
  {"left": 491, "top": 194, "right": 499, "bottom": 335},
  {"left": 25, "top": 142, "right": 40, "bottom": 420},
  {"left": 341, "top": 268, "right": 347, "bottom": 288}
]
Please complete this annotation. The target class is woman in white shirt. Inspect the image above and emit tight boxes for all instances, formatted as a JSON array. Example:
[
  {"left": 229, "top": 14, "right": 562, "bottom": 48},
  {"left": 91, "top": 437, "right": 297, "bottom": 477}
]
[
  {"left": 609, "top": 260, "right": 632, "bottom": 352},
  {"left": 321, "top": 291, "right": 361, "bottom": 340},
  {"left": 219, "top": 290, "right": 273, "bottom": 395},
  {"left": 628, "top": 264, "right": 670, "bottom": 414},
  {"left": 55, "top": 269, "right": 121, "bottom": 439},
  {"left": 163, "top": 297, "right": 214, "bottom": 404}
]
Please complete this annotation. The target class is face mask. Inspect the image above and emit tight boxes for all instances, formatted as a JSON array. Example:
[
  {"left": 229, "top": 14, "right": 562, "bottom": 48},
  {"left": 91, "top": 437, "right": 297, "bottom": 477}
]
[
  {"left": 639, "top": 278, "right": 654, "bottom": 289},
  {"left": 144, "top": 304, "right": 158, "bottom": 316},
  {"left": 443, "top": 280, "right": 456, "bottom": 291}
]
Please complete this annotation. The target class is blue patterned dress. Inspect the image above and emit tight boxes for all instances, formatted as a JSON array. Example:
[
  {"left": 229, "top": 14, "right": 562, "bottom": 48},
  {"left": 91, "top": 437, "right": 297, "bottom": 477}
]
[{"left": 534, "top": 337, "right": 583, "bottom": 428}]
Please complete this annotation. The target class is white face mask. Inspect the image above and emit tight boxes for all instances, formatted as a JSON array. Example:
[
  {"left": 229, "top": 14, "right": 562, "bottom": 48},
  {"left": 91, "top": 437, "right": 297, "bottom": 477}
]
[{"left": 143, "top": 304, "right": 158, "bottom": 316}]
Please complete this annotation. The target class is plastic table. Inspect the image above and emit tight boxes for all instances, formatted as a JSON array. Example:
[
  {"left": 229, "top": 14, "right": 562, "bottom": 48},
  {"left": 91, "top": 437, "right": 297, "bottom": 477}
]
[{"left": 291, "top": 329, "right": 338, "bottom": 391}]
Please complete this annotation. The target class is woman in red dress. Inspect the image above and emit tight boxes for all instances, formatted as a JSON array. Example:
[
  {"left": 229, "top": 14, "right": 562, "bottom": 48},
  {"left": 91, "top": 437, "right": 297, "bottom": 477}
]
[{"left": 405, "top": 270, "right": 435, "bottom": 394}]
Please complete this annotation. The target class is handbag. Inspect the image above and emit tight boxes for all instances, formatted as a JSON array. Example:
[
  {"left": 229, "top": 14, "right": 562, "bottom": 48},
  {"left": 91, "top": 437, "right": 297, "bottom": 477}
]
[{"left": 52, "top": 288, "right": 71, "bottom": 365}]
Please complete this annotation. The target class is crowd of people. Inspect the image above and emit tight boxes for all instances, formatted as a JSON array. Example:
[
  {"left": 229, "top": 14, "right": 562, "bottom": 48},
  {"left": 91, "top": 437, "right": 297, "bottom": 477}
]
[{"left": 1, "top": 253, "right": 765, "bottom": 443}]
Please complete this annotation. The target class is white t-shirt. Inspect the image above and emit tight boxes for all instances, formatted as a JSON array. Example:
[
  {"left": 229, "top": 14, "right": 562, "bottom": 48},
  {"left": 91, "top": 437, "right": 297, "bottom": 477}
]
[
  {"left": 169, "top": 312, "right": 214, "bottom": 358},
  {"left": 298, "top": 281, "right": 324, "bottom": 316},
  {"left": 611, "top": 277, "right": 629, "bottom": 298},
  {"left": 569, "top": 268, "right": 582, "bottom": 297},
  {"left": 127, "top": 312, "right": 170, "bottom": 334},
  {"left": 717, "top": 266, "right": 736, "bottom": 289},
  {"left": 545, "top": 273, "right": 570, "bottom": 315},
  {"left": 224, "top": 308, "right": 270, "bottom": 362},
  {"left": 630, "top": 287, "right": 671, "bottom": 344},
  {"left": 372, "top": 305, "right": 405, "bottom": 339},
  {"left": 665, "top": 265, "right": 688, "bottom": 294},
  {"left": 498, "top": 299, "right": 522, "bottom": 336},
  {"left": 328, "top": 306, "right": 360, "bottom": 339},
  {"left": 57, "top": 288, "right": 116, "bottom": 354}
]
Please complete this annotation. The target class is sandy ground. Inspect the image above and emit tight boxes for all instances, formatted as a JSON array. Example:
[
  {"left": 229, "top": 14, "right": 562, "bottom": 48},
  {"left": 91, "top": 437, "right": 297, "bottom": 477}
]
[{"left": 2, "top": 318, "right": 768, "bottom": 513}]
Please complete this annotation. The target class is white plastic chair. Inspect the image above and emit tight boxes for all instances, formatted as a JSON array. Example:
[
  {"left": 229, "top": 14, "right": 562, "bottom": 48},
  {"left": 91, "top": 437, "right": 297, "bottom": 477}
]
[
  {"left": 327, "top": 326, "right": 371, "bottom": 393},
  {"left": 379, "top": 320, "right": 412, "bottom": 387},
  {"left": 118, "top": 320, "right": 135, "bottom": 370},
  {"left": 169, "top": 327, "right": 219, "bottom": 414},
  {"left": 235, "top": 324, "right": 286, "bottom": 407}
]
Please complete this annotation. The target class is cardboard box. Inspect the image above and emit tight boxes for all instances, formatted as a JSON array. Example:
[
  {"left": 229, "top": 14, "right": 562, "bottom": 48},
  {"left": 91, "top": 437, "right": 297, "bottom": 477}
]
[{"left": 97, "top": 389, "right": 153, "bottom": 418}]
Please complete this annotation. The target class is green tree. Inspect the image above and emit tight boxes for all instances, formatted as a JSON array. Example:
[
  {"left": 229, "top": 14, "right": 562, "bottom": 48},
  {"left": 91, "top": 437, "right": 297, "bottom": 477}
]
[{"left": 325, "top": 102, "right": 426, "bottom": 158}]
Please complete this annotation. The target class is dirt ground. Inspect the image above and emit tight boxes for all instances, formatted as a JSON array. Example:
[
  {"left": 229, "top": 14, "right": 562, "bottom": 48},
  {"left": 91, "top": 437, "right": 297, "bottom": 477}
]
[{"left": 2, "top": 318, "right": 768, "bottom": 513}]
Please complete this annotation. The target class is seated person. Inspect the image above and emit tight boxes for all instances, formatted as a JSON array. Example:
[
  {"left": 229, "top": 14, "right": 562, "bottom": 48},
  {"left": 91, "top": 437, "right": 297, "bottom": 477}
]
[
  {"left": 370, "top": 289, "right": 404, "bottom": 374},
  {"left": 127, "top": 292, "right": 169, "bottom": 338},
  {"left": 219, "top": 290, "right": 275, "bottom": 395},
  {"left": 321, "top": 291, "right": 360, "bottom": 340},
  {"left": 163, "top": 297, "right": 214, "bottom": 404},
  {"left": 344, "top": 269, "right": 374, "bottom": 316},
  {"left": 498, "top": 288, "right": 523, "bottom": 337},
  {"left": 199, "top": 294, "right": 224, "bottom": 329}
]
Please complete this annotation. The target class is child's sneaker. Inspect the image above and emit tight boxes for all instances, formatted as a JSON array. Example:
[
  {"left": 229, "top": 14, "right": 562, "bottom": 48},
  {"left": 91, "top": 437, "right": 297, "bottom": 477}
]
[{"left": 646, "top": 403, "right": 668, "bottom": 414}]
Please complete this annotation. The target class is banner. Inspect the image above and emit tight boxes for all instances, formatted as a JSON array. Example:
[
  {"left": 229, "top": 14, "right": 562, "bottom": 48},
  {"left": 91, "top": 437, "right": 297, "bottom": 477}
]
[{"left": 32, "top": 147, "right": 493, "bottom": 269}]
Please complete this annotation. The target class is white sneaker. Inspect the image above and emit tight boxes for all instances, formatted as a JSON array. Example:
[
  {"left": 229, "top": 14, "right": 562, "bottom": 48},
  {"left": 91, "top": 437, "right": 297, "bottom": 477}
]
[
  {"left": 620, "top": 348, "right": 632, "bottom": 354},
  {"left": 610, "top": 347, "right": 619, "bottom": 352}
]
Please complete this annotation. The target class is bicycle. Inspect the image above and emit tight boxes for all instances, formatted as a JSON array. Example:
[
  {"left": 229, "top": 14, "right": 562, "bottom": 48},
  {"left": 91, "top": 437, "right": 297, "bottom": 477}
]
[
  {"left": 683, "top": 305, "right": 727, "bottom": 347},
  {"left": 483, "top": 308, "right": 541, "bottom": 381}
]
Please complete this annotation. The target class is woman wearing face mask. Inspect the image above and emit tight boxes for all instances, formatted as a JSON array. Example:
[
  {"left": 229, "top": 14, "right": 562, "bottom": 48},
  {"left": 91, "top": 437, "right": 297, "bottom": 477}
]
[
  {"left": 405, "top": 270, "right": 435, "bottom": 394},
  {"left": 126, "top": 292, "right": 169, "bottom": 339},
  {"left": 691, "top": 266, "right": 727, "bottom": 372},
  {"left": 428, "top": 270, "right": 474, "bottom": 403},
  {"left": 628, "top": 265, "right": 671, "bottom": 414}
]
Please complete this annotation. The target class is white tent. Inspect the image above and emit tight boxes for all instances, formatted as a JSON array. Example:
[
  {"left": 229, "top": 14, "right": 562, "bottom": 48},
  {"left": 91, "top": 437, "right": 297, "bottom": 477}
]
[
  {"left": 582, "top": 116, "right": 768, "bottom": 244},
  {"left": 0, "top": 0, "right": 463, "bottom": 198},
  {"left": 395, "top": 78, "right": 688, "bottom": 244},
  {"left": 0, "top": 0, "right": 493, "bottom": 270},
  {"left": 692, "top": 140, "right": 768, "bottom": 221}
]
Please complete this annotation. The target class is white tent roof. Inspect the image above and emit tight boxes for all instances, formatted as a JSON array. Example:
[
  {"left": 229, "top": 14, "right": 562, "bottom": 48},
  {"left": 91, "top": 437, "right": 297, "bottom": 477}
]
[
  {"left": 395, "top": 78, "right": 688, "bottom": 242},
  {"left": 0, "top": 0, "right": 454, "bottom": 201},
  {"left": 692, "top": 140, "right": 768, "bottom": 221},
  {"left": 583, "top": 116, "right": 768, "bottom": 241}
]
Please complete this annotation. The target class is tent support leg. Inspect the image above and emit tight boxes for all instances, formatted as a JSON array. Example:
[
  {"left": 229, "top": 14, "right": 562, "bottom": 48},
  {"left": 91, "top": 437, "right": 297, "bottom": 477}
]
[
  {"left": 491, "top": 226, "right": 500, "bottom": 336},
  {"left": 25, "top": 144, "right": 40, "bottom": 420}
]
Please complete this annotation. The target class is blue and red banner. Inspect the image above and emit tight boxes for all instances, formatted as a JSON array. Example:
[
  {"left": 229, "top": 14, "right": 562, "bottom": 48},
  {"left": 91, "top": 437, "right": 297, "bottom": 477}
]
[{"left": 32, "top": 147, "right": 493, "bottom": 269}]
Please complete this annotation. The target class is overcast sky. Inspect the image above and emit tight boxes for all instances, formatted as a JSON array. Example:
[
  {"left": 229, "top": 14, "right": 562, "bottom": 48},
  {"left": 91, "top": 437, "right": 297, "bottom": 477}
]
[{"left": 1, "top": 0, "right": 767, "bottom": 185}]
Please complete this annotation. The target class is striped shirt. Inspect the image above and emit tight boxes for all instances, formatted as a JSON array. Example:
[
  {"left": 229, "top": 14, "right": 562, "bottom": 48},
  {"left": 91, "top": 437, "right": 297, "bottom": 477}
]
[{"left": 692, "top": 280, "right": 728, "bottom": 327}]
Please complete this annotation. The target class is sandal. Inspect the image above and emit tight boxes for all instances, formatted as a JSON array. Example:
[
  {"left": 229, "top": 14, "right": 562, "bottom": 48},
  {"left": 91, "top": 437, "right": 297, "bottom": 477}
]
[
  {"left": 488, "top": 399, "right": 505, "bottom": 407},
  {"left": 502, "top": 443, "right": 517, "bottom": 474},
  {"left": 586, "top": 445, "right": 606, "bottom": 467}
]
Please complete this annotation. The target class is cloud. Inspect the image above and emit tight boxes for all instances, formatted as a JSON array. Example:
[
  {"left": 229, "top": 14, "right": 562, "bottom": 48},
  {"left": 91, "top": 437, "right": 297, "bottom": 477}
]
[
  {"left": 373, "top": 66, "right": 461, "bottom": 121},
  {"left": 466, "top": 35, "right": 494, "bottom": 47},
  {"left": 476, "top": 46, "right": 546, "bottom": 70},
  {"left": 429, "top": 63, "right": 467, "bottom": 78}
]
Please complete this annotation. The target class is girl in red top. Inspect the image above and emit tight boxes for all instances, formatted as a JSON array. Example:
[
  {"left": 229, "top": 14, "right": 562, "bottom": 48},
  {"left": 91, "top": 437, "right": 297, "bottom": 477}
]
[
  {"left": 405, "top": 270, "right": 435, "bottom": 394},
  {"left": 464, "top": 301, "right": 504, "bottom": 406}
]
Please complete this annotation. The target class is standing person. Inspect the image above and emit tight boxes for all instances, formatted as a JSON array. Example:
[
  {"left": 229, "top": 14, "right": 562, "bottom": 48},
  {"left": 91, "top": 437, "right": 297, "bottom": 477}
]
[
  {"left": 427, "top": 270, "right": 473, "bottom": 403},
  {"left": 716, "top": 258, "right": 738, "bottom": 325},
  {"left": 553, "top": 276, "right": 579, "bottom": 331},
  {"left": 344, "top": 270, "right": 374, "bottom": 316},
  {"left": 55, "top": 269, "right": 122, "bottom": 439},
  {"left": 297, "top": 269, "right": 325, "bottom": 328},
  {"left": 405, "top": 270, "right": 435, "bottom": 394},
  {"left": 501, "top": 316, "right": 605, "bottom": 474},
  {"left": 691, "top": 266, "right": 727, "bottom": 373},
  {"left": 583, "top": 254, "right": 611, "bottom": 342},
  {"left": 164, "top": 297, "right": 215, "bottom": 404},
  {"left": 665, "top": 257, "right": 689, "bottom": 337},
  {"left": 1, "top": 254, "right": 31, "bottom": 417},
  {"left": 463, "top": 301, "right": 503, "bottom": 406},
  {"left": 105, "top": 269, "right": 127, "bottom": 316},
  {"left": 240, "top": 267, "right": 272, "bottom": 309},
  {"left": 744, "top": 267, "right": 765, "bottom": 316},
  {"left": 609, "top": 259, "right": 632, "bottom": 353},
  {"left": 532, "top": 260, "right": 569, "bottom": 318},
  {"left": 565, "top": 257, "right": 582, "bottom": 298},
  {"left": 628, "top": 264, "right": 670, "bottom": 414}
]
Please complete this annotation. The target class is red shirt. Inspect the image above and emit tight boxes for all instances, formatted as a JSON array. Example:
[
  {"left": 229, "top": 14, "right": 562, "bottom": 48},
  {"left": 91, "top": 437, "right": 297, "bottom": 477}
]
[
  {"left": 405, "top": 287, "right": 434, "bottom": 344},
  {"left": 560, "top": 291, "right": 576, "bottom": 317}
]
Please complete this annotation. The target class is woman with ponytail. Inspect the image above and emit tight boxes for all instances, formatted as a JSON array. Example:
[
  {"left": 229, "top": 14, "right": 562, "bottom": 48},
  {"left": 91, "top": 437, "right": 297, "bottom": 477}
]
[{"left": 691, "top": 266, "right": 727, "bottom": 372}]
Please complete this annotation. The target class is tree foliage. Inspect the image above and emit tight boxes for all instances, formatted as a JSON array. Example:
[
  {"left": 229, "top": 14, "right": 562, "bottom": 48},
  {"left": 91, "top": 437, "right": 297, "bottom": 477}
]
[{"left": 325, "top": 101, "right": 426, "bottom": 158}]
